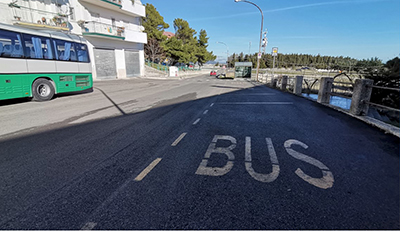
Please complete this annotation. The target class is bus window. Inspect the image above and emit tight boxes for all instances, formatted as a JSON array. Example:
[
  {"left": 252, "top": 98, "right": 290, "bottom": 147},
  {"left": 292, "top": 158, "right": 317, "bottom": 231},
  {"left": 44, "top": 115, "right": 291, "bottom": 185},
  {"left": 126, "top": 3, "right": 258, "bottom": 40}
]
[
  {"left": 0, "top": 29, "right": 24, "bottom": 58},
  {"left": 76, "top": 43, "right": 89, "bottom": 62},
  {"left": 53, "top": 39, "right": 77, "bottom": 61},
  {"left": 22, "top": 34, "right": 54, "bottom": 60}
]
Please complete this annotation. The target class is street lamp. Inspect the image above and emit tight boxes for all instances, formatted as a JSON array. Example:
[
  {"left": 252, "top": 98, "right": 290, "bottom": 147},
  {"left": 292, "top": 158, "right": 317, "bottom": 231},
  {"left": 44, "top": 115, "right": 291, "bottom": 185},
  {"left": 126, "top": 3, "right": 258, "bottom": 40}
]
[
  {"left": 234, "top": 0, "right": 263, "bottom": 82},
  {"left": 216, "top": 41, "right": 229, "bottom": 67}
]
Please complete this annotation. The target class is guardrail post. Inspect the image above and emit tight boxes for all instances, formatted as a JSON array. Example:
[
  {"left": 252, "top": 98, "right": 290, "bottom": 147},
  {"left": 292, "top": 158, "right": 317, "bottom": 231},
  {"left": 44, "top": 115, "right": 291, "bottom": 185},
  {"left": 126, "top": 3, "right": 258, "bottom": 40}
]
[
  {"left": 272, "top": 78, "right": 277, "bottom": 88},
  {"left": 293, "top": 76, "right": 303, "bottom": 95},
  {"left": 349, "top": 79, "right": 374, "bottom": 116},
  {"left": 317, "top": 77, "right": 333, "bottom": 104},
  {"left": 281, "top": 76, "right": 288, "bottom": 90}
]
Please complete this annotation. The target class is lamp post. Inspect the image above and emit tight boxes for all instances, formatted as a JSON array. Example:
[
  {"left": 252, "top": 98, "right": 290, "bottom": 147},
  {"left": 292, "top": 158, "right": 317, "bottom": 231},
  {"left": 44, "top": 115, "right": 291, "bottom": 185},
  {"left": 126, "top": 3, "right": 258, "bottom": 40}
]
[
  {"left": 234, "top": 0, "right": 263, "bottom": 82},
  {"left": 216, "top": 41, "right": 229, "bottom": 68}
]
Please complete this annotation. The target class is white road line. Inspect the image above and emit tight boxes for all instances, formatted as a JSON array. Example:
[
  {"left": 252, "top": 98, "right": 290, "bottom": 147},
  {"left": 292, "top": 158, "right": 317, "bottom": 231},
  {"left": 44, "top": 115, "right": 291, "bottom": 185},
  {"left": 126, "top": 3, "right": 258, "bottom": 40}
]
[
  {"left": 134, "top": 158, "right": 162, "bottom": 181},
  {"left": 210, "top": 103, "right": 214, "bottom": 107},
  {"left": 217, "top": 102, "right": 293, "bottom": 105},
  {"left": 171, "top": 132, "right": 187, "bottom": 146},
  {"left": 81, "top": 222, "right": 97, "bottom": 230},
  {"left": 193, "top": 118, "right": 201, "bottom": 125},
  {"left": 203, "top": 110, "right": 209, "bottom": 114}
]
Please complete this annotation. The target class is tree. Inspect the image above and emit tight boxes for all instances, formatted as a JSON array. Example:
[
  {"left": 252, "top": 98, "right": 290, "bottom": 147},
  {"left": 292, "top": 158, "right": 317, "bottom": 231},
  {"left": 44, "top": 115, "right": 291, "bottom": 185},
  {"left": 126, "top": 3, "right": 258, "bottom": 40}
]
[
  {"left": 363, "top": 57, "right": 399, "bottom": 109},
  {"left": 142, "top": 3, "right": 169, "bottom": 62},
  {"left": 174, "top": 18, "right": 196, "bottom": 44},
  {"left": 142, "top": 3, "right": 169, "bottom": 40},
  {"left": 145, "top": 38, "right": 165, "bottom": 63},
  {"left": 195, "top": 29, "right": 216, "bottom": 66},
  {"left": 164, "top": 18, "right": 198, "bottom": 65},
  {"left": 164, "top": 37, "right": 189, "bottom": 64}
]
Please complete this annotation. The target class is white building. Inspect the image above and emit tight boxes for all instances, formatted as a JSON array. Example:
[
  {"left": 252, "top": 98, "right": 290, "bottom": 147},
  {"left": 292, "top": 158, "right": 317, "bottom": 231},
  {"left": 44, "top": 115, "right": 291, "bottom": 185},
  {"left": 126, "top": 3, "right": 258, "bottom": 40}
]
[{"left": 0, "top": 0, "right": 147, "bottom": 80}]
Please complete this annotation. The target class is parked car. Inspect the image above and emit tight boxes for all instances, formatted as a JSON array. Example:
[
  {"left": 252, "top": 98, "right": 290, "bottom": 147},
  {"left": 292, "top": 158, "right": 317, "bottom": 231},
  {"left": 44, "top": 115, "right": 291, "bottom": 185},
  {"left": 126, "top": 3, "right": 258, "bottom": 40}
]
[
  {"left": 210, "top": 70, "right": 217, "bottom": 76},
  {"left": 216, "top": 73, "right": 226, "bottom": 78}
]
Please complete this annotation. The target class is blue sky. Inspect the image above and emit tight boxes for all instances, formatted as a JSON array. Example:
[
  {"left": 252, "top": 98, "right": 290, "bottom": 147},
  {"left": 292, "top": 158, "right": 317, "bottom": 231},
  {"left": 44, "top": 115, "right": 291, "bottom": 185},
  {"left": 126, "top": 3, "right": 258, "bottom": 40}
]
[{"left": 142, "top": 0, "right": 400, "bottom": 62}]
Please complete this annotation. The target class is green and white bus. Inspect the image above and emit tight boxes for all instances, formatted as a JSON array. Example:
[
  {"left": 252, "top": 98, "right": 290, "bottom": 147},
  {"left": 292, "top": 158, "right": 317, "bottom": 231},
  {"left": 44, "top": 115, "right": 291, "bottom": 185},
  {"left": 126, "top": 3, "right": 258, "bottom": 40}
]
[{"left": 0, "top": 23, "right": 93, "bottom": 101}]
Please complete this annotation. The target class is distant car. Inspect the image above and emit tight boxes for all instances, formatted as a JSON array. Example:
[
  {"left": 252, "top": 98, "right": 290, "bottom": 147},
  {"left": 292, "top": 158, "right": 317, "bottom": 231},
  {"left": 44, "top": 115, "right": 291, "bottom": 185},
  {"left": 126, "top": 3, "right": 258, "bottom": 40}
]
[
  {"left": 210, "top": 70, "right": 217, "bottom": 76},
  {"left": 216, "top": 73, "right": 226, "bottom": 79}
]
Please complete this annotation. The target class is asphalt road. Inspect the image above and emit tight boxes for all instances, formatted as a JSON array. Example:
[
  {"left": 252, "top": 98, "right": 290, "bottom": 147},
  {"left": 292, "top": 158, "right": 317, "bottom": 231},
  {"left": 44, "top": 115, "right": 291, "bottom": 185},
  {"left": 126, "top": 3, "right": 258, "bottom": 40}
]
[{"left": 0, "top": 74, "right": 399, "bottom": 229}]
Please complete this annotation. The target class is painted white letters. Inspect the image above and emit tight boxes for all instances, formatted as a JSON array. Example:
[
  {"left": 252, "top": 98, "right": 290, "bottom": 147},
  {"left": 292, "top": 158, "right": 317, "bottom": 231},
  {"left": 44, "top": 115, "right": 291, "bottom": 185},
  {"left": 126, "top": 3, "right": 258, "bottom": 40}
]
[
  {"left": 284, "top": 139, "right": 334, "bottom": 189},
  {"left": 245, "top": 137, "right": 280, "bottom": 183},
  {"left": 195, "top": 135, "right": 236, "bottom": 176}
]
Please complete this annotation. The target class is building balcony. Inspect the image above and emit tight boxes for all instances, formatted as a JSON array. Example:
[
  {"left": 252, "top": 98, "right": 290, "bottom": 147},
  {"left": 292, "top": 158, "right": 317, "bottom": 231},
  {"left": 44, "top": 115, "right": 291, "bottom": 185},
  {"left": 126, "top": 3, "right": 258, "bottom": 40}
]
[
  {"left": 9, "top": 5, "right": 69, "bottom": 31},
  {"left": 121, "top": 1, "right": 145, "bottom": 17},
  {"left": 78, "top": 0, "right": 122, "bottom": 11},
  {"left": 81, "top": 21, "right": 125, "bottom": 40},
  {"left": 124, "top": 25, "right": 147, "bottom": 44},
  {"left": 78, "top": 0, "right": 144, "bottom": 17}
]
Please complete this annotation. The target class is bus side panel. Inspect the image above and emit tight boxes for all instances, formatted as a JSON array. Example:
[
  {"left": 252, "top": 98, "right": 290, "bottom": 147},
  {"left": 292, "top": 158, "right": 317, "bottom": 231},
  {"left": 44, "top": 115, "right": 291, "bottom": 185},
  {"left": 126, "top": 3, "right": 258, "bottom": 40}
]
[
  {"left": 0, "top": 59, "right": 31, "bottom": 100},
  {"left": 27, "top": 60, "right": 56, "bottom": 74},
  {"left": 78, "top": 62, "right": 92, "bottom": 73},
  {"left": 55, "top": 73, "right": 92, "bottom": 94},
  {"left": 56, "top": 61, "right": 79, "bottom": 74}
]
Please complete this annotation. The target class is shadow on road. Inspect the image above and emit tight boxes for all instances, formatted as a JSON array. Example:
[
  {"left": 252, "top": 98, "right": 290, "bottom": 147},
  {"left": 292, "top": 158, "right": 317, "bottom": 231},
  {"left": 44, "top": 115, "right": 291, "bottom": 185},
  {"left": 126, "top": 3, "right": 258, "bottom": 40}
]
[{"left": 0, "top": 84, "right": 398, "bottom": 229}]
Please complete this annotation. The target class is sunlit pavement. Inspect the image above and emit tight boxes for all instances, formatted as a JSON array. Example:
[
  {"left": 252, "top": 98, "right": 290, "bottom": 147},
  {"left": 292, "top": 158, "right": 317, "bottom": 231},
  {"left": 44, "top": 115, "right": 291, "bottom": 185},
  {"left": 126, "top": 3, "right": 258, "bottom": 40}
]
[{"left": 0, "top": 74, "right": 399, "bottom": 229}]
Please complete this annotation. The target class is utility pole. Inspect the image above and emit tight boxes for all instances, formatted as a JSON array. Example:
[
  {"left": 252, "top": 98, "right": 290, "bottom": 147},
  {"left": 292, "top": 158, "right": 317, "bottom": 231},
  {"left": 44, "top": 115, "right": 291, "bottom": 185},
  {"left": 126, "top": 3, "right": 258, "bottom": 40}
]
[
  {"left": 262, "top": 30, "right": 267, "bottom": 54},
  {"left": 234, "top": 0, "right": 263, "bottom": 82}
]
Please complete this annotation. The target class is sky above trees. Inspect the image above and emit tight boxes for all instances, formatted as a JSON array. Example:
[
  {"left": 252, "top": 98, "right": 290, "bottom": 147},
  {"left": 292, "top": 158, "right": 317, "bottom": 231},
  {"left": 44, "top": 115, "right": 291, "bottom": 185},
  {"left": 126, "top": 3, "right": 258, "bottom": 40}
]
[{"left": 141, "top": 0, "right": 400, "bottom": 62}]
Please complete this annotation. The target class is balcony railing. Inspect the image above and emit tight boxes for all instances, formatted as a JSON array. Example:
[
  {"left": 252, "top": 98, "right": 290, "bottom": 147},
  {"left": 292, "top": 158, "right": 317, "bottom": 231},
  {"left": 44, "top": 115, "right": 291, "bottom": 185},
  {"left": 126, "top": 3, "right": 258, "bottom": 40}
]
[
  {"left": 102, "top": 0, "right": 122, "bottom": 7},
  {"left": 81, "top": 21, "right": 125, "bottom": 40},
  {"left": 79, "top": 0, "right": 122, "bottom": 10},
  {"left": 10, "top": 5, "right": 69, "bottom": 31}
]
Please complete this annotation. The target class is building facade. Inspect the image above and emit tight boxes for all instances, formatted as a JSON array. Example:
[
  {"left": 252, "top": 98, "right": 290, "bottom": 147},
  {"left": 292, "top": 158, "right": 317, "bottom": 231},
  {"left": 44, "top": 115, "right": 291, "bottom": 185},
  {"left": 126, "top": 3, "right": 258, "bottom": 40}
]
[{"left": 0, "top": 0, "right": 147, "bottom": 80}]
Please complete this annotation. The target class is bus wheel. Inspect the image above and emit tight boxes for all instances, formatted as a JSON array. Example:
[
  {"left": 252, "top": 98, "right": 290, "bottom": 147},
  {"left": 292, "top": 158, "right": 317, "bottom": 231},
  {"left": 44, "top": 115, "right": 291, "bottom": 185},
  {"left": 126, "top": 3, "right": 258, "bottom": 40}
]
[{"left": 32, "top": 79, "right": 55, "bottom": 101}]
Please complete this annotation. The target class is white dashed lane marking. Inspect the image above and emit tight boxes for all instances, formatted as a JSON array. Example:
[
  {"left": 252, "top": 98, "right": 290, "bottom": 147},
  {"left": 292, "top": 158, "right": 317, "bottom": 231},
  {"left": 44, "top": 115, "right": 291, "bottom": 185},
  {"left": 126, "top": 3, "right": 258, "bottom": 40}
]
[
  {"left": 81, "top": 222, "right": 97, "bottom": 230},
  {"left": 134, "top": 158, "right": 162, "bottom": 181},
  {"left": 171, "top": 133, "right": 187, "bottom": 146},
  {"left": 193, "top": 118, "right": 201, "bottom": 125}
]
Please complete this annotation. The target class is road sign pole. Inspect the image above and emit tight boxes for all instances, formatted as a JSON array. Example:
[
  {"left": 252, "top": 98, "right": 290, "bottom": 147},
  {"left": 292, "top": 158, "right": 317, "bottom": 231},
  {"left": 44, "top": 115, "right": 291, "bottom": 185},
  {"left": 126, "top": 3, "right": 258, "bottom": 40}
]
[
  {"left": 272, "top": 55, "right": 276, "bottom": 77},
  {"left": 271, "top": 47, "right": 278, "bottom": 78}
]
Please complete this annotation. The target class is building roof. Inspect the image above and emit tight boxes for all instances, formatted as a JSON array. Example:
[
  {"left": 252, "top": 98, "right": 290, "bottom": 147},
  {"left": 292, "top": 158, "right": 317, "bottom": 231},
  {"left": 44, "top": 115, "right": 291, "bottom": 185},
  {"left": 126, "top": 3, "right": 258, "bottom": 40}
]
[
  {"left": 235, "top": 62, "right": 253, "bottom": 67},
  {"left": 163, "top": 31, "right": 175, "bottom": 38}
]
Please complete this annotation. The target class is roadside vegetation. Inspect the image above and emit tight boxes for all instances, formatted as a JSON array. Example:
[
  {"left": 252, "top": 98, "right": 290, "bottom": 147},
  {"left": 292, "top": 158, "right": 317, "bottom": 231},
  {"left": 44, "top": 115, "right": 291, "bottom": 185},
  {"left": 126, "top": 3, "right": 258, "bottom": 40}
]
[{"left": 142, "top": 4, "right": 216, "bottom": 67}]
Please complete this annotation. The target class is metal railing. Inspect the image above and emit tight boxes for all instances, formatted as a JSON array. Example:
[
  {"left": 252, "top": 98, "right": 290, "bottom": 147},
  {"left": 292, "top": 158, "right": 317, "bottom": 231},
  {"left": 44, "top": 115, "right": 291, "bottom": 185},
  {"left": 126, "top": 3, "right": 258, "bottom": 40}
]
[
  {"left": 302, "top": 78, "right": 320, "bottom": 94},
  {"left": 366, "top": 85, "right": 400, "bottom": 113},
  {"left": 10, "top": 5, "right": 69, "bottom": 30},
  {"left": 82, "top": 21, "right": 125, "bottom": 38},
  {"left": 145, "top": 60, "right": 169, "bottom": 72},
  {"left": 331, "top": 81, "right": 354, "bottom": 99}
]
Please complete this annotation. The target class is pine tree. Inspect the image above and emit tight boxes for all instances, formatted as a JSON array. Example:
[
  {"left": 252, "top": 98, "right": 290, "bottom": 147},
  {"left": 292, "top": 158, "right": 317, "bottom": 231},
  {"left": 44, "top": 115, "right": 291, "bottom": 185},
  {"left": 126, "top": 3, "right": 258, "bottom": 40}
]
[{"left": 142, "top": 3, "right": 169, "bottom": 62}]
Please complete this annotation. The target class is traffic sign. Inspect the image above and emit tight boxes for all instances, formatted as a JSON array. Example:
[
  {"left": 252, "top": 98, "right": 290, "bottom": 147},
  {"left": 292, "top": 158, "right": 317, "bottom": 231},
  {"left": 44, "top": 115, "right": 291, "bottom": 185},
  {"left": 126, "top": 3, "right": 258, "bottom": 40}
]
[{"left": 272, "top": 47, "right": 278, "bottom": 57}]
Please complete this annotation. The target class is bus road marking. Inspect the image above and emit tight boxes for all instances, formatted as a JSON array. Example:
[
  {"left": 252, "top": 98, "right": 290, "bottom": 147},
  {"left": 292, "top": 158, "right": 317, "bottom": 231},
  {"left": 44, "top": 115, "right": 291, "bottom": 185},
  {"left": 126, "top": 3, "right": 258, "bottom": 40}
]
[
  {"left": 203, "top": 110, "right": 209, "bottom": 115},
  {"left": 171, "top": 133, "right": 187, "bottom": 146},
  {"left": 134, "top": 158, "right": 162, "bottom": 181},
  {"left": 193, "top": 118, "right": 201, "bottom": 125}
]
